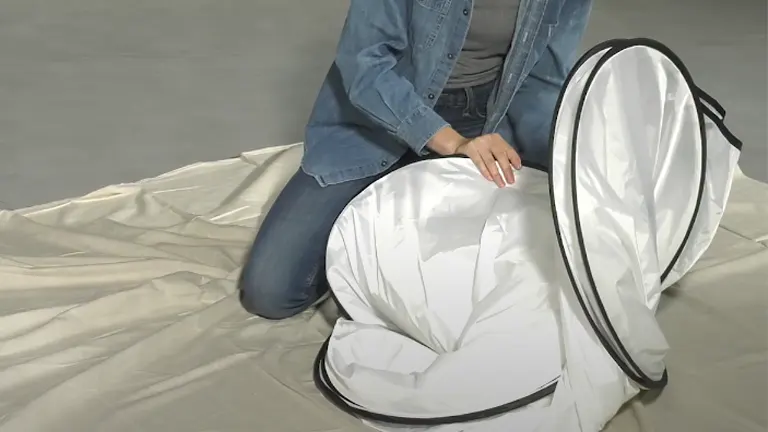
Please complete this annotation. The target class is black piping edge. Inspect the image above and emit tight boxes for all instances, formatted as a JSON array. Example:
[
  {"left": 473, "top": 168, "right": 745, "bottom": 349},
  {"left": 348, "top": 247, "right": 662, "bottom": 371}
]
[
  {"left": 521, "top": 159, "right": 549, "bottom": 172},
  {"left": 601, "top": 38, "right": 709, "bottom": 289},
  {"left": 546, "top": 38, "right": 670, "bottom": 391},
  {"left": 440, "top": 154, "right": 549, "bottom": 172},
  {"left": 313, "top": 338, "right": 558, "bottom": 425},
  {"left": 568, "top": 38, "right": 709, "bottom": 389}
]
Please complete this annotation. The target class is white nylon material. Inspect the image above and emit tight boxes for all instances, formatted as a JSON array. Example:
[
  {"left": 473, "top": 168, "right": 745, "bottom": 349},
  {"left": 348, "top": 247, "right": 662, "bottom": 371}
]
[
  {"left": 321, "top": 40, "right": 741, "bottom": 431},
  {"left": 326, "top": 164, "right": 561, "bottom": 419},
  {"left": 556, "top": 45, "right": 705, "bottom": 383}
]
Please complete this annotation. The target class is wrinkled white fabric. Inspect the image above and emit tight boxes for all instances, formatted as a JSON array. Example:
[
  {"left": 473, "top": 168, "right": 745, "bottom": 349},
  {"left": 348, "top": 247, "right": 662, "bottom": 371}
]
[
  {"left": 321, "top": 40, "right": 745, "bottom": 431},
  {"left": 326, "top": 163, "right": 561, "bottom": 421}
]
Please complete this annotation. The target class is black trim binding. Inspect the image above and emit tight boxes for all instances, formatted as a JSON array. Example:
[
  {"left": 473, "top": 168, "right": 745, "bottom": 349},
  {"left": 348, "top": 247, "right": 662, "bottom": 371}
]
[
  {"left": 570, "top": 38, "right": 707, "bottom": 388},
  {"left": 442, "top": 154, "right": 549, "bottom": 172},
  {"left": 313, "top": 339, "right": 558, "bottom": 425},
  {"left": 549, "top": 38, "right": 741, "bottom": 391},
  {"left": 546, "top": 38, "right": 670, "bottom": 392},
  {"left": 313, "top": 37, "right": 743, "bottom": 425}
]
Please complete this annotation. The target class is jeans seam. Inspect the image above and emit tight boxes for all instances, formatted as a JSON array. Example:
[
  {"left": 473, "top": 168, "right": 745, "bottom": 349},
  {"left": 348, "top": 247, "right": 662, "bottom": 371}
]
[
  {"left": 302, "top": 259, "right": 322, "bottom": 302},
  {"left": 463, "top": 86, "right": 474, "bottom": 118}
]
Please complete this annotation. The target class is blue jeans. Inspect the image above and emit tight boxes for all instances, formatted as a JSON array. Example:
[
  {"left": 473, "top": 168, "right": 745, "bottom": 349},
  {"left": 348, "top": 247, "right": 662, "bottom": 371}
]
[{"left": 239, "top": 81, "right": 494, "bottom": 319}]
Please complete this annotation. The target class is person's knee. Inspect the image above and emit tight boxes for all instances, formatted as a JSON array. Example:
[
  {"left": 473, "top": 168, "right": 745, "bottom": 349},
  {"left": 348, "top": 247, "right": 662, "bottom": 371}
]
[
  {"left": 238, "top": 270, "right": 297, "bottom": 320},
  {"left": 239, "top": 290, "right": 295, "bottom": 320},
  {"left": 238, "top": 254, "right": 319, "bottom": 320},
  {"left": 236, "top": 167, "right": 348, "bottom": 320}
]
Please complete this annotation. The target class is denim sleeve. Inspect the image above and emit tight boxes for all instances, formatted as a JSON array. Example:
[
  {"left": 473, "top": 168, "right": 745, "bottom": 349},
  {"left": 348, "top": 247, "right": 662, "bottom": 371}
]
[
  {"left": 506, "top": 0, "right": 593, "bottom": 163},
  {"left": 334, "top": 0, "right": 449, "bottom": 154}
]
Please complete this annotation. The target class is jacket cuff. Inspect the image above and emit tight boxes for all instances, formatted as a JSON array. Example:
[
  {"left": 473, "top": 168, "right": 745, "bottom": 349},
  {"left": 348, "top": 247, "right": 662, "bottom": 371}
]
[{"left": 396, "top": 105, "right": 450, "bottom": 155}]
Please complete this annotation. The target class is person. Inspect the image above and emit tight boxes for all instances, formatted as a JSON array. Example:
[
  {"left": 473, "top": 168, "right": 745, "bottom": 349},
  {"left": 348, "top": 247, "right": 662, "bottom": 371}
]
[{"left": 239, "top": 0, "right": 593, "bottom": 320}]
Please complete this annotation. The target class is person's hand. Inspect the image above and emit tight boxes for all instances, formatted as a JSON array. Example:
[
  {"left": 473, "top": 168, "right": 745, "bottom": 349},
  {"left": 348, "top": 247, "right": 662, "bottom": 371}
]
[{"left": 455, "top": 133, "right": 521, "bottom": 187}]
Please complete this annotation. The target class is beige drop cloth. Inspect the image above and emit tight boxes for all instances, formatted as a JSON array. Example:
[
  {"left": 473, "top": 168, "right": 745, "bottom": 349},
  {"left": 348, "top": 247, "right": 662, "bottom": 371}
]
[{"left": 0, "top": 143, "right": 765, "bottom": 432}]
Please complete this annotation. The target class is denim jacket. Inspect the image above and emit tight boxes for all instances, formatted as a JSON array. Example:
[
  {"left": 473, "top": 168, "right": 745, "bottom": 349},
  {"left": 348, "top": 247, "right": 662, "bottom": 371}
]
[{"left": 302, "top": 0, "right": 593, "bottom": 186}]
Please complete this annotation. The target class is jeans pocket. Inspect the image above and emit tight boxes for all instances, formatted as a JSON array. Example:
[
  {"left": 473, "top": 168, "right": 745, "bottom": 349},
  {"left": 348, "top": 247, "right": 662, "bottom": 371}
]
[{"left": 476, "top": 105, "right": 488, "bottom": 120}]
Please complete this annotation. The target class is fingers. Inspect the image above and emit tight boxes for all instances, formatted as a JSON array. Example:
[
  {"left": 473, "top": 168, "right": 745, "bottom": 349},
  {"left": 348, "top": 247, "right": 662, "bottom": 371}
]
[
  {"left": 458, "top": 134, "right": 523, "bottom": 188},
  {"left": 469, "top": 153, "right": 494, "bottom": 183},
  {"left": 506, "top": 146, "right": 522, "bottom": 171},
  {"left": 456, "top": 137, "right": 493, "bottom": 183},
  {"left": 486, "top": 134, "right": 521, "bottom": 187},
  {"left": 475, "top": 148, "right": 502, "bottom": 187},
  {"left": 491, "top": 145, "right": 515, "bottom": 185},
  {"left": 497, "top": 141, "right": 522, "bottom": 186}
]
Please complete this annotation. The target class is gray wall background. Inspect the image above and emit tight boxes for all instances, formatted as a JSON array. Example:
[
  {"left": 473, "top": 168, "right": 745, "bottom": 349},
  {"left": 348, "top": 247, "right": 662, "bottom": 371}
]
[{"left": 1, "top": 0, "right": 765, "bottom": 209}]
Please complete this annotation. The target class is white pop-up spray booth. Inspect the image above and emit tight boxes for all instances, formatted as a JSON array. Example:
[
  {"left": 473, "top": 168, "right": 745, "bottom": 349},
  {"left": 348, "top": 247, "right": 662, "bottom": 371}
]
[{"left": 313, "top": 38, "right": 743, "bottom": 431}]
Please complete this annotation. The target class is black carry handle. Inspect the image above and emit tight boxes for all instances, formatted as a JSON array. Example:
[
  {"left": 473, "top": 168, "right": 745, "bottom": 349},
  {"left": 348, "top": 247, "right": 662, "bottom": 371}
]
[
  {"left": 694, "top": 85, "right": 743, "bottom": 150},
  {"left": 696, "top": 86, "right": 726, "bottom": 121}
]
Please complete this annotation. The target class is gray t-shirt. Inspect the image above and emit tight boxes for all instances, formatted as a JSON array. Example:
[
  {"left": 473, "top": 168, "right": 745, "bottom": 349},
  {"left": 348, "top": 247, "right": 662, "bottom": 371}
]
[{"left": 446, "top": 0, "right": 521, "bottom": 88}]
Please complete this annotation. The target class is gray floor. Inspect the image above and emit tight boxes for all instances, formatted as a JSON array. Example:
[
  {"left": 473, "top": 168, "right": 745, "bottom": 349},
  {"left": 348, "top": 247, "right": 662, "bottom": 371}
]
[{"left": 1, "top": 0, "right": 766, "bottom": 209}]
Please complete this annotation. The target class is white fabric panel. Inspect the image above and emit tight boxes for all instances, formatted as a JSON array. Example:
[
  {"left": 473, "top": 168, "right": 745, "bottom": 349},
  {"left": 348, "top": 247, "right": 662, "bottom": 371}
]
[{"left": 325, "top": 162, "right": 561, "bottom": 420}]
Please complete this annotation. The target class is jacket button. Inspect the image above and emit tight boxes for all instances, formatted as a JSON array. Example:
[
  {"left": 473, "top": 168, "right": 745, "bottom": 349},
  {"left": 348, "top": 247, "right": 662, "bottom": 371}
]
[
  {"left": 380, "top": 160, "right": 388, "bottom": 167},
  {"left": 428, "top": 93, "right": 435, "bottom": 99},
  {"left": 447, "top": 53, "right": 454, "bottom": 59},
  {"left": 463, "top": 9, "right": 469, "bottom": 15}
]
